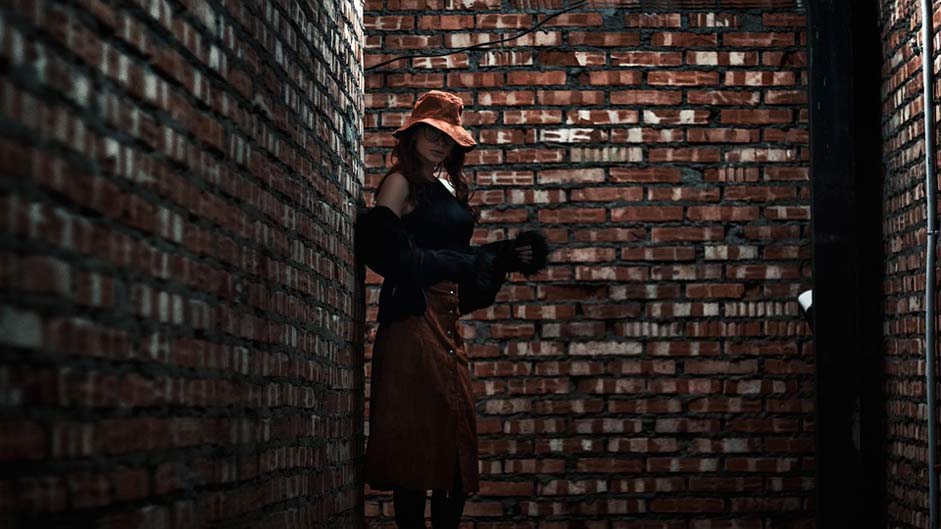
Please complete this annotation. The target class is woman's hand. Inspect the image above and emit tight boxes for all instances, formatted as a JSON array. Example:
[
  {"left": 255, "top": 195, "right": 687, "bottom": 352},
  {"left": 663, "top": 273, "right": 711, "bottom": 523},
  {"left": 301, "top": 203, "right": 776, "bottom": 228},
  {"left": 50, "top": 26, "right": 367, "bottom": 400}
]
[
  {"left": 515, "top": 244, "right": 534, "bottom": 265},
  {"left": 481, "top": 230, "right": 549, "bottom": 276}
]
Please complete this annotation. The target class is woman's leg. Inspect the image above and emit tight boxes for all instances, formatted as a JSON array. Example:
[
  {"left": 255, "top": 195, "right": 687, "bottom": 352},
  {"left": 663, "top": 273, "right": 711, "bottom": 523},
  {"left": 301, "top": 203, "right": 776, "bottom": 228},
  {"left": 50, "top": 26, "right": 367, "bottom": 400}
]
[
  {"left": 430, "top": 461, "right": 467, "bottom": 529},
  {"left": 392, "top": 485, "right": 427, "bottom": 529}
]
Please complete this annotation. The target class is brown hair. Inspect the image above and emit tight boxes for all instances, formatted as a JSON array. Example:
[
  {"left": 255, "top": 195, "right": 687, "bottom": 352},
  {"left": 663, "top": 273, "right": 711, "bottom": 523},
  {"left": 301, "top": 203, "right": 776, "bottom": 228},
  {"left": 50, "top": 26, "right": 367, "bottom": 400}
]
[{"left": 378, "top": 124, "right": 480, "bottom": 223}]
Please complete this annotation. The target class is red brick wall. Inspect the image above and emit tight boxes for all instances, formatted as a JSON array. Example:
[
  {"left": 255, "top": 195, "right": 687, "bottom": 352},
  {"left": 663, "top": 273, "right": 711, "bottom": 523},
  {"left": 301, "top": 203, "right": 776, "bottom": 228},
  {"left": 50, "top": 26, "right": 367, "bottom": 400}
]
[
  {"left": 364, "top": 2, "right": 812, "bottom": 527},
  {"left": 0, "top": 1, "right": 364, "bottom": 527},
  {"left": 880, "top": 1, "right": 939, "bottom": 527}
]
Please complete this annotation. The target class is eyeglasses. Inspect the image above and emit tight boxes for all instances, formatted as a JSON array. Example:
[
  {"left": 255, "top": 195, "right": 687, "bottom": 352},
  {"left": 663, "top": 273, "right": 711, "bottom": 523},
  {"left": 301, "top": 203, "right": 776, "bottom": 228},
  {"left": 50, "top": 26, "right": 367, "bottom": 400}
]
[{"left": 421, "top": 125, "right": 457, "bottom": 146}]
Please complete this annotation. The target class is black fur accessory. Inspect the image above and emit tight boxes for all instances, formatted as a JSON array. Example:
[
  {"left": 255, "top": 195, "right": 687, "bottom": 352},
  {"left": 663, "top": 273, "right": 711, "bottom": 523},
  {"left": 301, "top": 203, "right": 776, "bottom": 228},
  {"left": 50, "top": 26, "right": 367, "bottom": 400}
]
[
  {"left": 514, "top": 229, "right": 550, "bottom": 276},
  {"left": 482, "top": 229, "right": 551, "bottom": 276}
]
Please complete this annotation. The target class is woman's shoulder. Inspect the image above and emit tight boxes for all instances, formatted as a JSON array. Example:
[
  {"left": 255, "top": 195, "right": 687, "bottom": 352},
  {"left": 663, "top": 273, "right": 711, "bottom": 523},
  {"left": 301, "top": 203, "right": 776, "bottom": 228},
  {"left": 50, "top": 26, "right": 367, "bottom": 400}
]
[
  {"left": 377, "top": 171, "right": 408, "bottom": 193},
  {"left": 374, "top": 172, "right": 414, "bottom": 217}
]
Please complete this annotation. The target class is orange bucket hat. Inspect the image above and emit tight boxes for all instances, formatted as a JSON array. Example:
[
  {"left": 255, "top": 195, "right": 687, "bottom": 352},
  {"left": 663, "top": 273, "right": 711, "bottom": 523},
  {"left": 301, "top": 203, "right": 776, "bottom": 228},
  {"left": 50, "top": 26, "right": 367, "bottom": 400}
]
[{"left": 392, "top": 90, "right": 477, "bottom": 151}]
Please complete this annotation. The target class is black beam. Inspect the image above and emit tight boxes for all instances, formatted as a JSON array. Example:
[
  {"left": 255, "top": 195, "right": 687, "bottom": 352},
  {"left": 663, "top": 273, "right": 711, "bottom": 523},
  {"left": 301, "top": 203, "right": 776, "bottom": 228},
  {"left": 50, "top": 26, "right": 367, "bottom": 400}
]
[{"left": 807, "top": 0, "right": 886, "bottom": 527}]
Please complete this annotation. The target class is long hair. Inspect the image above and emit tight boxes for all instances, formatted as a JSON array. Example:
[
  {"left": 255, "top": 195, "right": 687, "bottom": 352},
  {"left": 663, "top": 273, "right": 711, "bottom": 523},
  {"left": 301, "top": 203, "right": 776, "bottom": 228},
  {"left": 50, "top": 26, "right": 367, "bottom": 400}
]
[{"left": 378, "top": 125, "right": 480, "bottom": 223}]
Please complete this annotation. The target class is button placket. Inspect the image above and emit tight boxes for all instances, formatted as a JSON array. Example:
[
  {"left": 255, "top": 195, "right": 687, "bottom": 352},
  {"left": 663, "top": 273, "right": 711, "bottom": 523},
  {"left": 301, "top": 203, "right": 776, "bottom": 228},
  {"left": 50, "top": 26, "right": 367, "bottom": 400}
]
[{"left": 448, "top": 285, "right": 458, "bottom": 353}]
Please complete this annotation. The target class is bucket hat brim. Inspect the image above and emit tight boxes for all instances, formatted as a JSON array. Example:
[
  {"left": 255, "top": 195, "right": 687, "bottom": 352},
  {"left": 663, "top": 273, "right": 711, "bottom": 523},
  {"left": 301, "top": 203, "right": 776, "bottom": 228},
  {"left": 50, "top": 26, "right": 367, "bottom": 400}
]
[{"left": 393, "top": 118, "right": 477, "bottom": 151}]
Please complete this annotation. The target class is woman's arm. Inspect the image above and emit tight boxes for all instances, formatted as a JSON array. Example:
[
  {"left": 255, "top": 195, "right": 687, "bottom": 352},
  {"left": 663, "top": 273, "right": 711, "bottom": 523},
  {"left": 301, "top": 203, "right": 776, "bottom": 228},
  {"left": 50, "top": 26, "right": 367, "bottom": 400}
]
[
  {"left": 374, "top": 172, "right": 410, "bottom": 217},
  {"left": 355, "top": 173, "right": 501, "bottom": 289},
  {"left": 457, "top": 231, "right": 550, "bottom": 315},
  {"left": 356, "top": 205, "right": 499, "bottom": 287},
  {"left": 356, "top": 173, "right": 548, "bottom": 314}
]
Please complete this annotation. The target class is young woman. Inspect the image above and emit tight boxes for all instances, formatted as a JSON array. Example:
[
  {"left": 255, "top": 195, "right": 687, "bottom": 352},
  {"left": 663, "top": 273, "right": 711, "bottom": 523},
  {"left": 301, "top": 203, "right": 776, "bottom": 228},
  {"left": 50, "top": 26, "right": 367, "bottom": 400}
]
[{"left": 354, "top": 90, "right": 549, "bottom": 529}]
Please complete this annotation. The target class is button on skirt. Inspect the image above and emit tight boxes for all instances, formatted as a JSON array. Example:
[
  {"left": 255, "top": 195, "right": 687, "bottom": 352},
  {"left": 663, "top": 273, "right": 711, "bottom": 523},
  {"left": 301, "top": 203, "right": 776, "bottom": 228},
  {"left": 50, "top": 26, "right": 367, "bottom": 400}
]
[{"left": 364, "top": 280, "right": 479, "bottom": 495}]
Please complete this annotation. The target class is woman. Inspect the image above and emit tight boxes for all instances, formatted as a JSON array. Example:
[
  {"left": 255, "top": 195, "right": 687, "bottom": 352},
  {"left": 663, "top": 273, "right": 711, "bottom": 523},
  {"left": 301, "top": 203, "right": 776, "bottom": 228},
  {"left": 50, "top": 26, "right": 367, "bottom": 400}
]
[{"left": 354, "top": 90, "right": 549, "bottom": 529}]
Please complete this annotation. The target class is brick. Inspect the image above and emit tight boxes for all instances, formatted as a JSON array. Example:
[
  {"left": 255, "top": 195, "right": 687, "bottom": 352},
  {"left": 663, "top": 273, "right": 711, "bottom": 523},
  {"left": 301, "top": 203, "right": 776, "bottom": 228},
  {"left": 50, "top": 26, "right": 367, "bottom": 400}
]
[
  {"left": 569, "top": 32, "right": 641, "bottom": 47},
  {"left": 112, "top": 467, "right": 150, "bottom": 501},
  {"left": 648, "top": 70, "right": 720, "bottom": 86},
  {"left": 611, "top": 51, "right": 683, "bottom": 66},
  {"left": 686, "top": 51, "right": 759, "bottom": 66},
  {"left": 721, "top": 109, "right": 793, "bottom": 124},
  {"left": 386, "top": 34, "right": 441, "bottom": 49},
  {"left": 649, "top": 147, "right": 722, "bottom": 163},
  {"left": 19, "top": 256, "right": 71, "bottom": 297},
  {"left": 477, "top": 170, "right": 535, "bottom": 186},
  {"left": 724, "top": 71, "right": 797, "bottom": 86},
  {"left": 643, "top": 109, "right": 711, "bottom": 125},
  {"left": 536, "top": 90, "right": 604, "bottom": 106},
  {"left": 759, "top": 12, "right": 806, "bottom": 26},
  {"left": 647, "top": 457, "right": 720, "bottom": 472},
  {"left": 722, "top": 32, "right": 796, "bottom": 47},
  {"left": 650, "top": 498, "right": 725, "bottom": 513},
  {"left": 763, "top": 50, "right": 807, "bottom": 67},
  {"left": 478, "top": 480, "right": 535, "bottom": 496},
  {"left": 652, "top": 32, "right": 718, "bottom": 47},
  {"left": 0, "top": 306, "right": 42, "bottom": 348},
  {"left": 611, "top": 206, "right": 684, "bottom": 222},
  {"left": 567, "top": 109, "right": 639, "bottom": 125},
  {"left": 584, "top": 71, "right": 643, "bottom": 85},
  {"left": 8, "top": 1, "right": 368, "bottom": 528},
  {"left": 624, "top": 13, "right": 682, "bottom": 27},
  {"left": 446, "top": 72, "right": 505, "bottom": 87},
  {"left": 686, "top": 206, "right": 760, "bottom": 221},
  {"left": 477, "top": 14, "right": 532, "bottom": 29},
  {"left": 651, "top": 227, "right": 725, "bottom": 242},
  {"left": 365, "top": 15, "right": 415, "bottom": 31},
  {"left": 538, "top": 50, "right": 601, "bottom": 67},
  {"left": 610, "top": 478, "right": 686, "bottom": 494},
  {"left": 573, "top": 227, "right": 646, "bottom": 242},
  {"left": 689, "top": 13, "right": 741, "bottom": 27},
  {"left": 539, "top": 480, "right": 608, "bottom": 496},
  {"left": 576, "top": 458, "right": 644, "bottom": 473},
  {"left": 17, "top": 476, "right": 68, "bottom": 512},
  {"left": 610, "top": 167, "right": 681, "bottom": 183},
  {"left": 504, "top": 109, "right": 563, "bottom": 125},
  {"left": 541, "top": 13, "right": 603, "bottom": 27},
  {"left": 688, "top": 128, "right": 760, "bottom": 143},
  {"left": 478, "top": 90, "right": 535, "bottom": 108},
  {"left": 10, "top": 2, "right": 816, "bottom": 527},
  {"left": 0, "top": 420, "right": 45, "bottom": 460},
  {"left": 570, "top": 186, "right": 644, "bottom": 202},
  {"left": 538, "top": 207, "right": 607, "bottom": 223},
  {"left": 611, "top": 127, "right": 683, "bottom": 143},
  {"left": 611, "top": 90, "right": 683, "bottom": 105},
  {"left": 507, "top": 71, "right": 566, "bottom": 86},
  {"left": 688, "top": 90, "right": 761, "bottom": 105}
]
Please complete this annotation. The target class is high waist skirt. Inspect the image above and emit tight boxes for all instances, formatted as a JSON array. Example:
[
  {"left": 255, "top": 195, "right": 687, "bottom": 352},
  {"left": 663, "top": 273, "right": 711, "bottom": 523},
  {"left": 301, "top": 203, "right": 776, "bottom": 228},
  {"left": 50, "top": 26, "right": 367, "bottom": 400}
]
[{"left": 364, "top": 280, "right": 479, "bottom": 495}]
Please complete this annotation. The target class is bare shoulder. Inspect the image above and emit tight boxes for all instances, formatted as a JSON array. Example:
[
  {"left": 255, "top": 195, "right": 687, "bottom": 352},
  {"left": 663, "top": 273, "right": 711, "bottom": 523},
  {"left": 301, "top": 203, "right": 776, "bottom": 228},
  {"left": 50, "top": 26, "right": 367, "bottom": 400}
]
[{"left": 375, "top": 172, "right": 413, "bottom": 217}]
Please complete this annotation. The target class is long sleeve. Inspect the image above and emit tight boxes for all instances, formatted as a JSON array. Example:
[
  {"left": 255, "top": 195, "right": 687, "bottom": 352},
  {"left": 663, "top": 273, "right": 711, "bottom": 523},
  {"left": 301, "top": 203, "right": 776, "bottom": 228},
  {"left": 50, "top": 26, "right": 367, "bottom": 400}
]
[
  {"left": 354, "top": 204, "right": 501, "bottom": 290},
  {"left": 457, "top": 230, "right": 550, "bottom": 314},
  {"left": 457, "top": 263, "right": 507, "bottom": 315}
]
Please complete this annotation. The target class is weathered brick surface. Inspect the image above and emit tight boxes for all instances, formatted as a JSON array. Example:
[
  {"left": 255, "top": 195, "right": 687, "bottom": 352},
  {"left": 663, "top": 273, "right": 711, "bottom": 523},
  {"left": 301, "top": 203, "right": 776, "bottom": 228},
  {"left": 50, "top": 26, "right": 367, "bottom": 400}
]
[
  {"left": 365, "top": 3, "right": 811, "bottom": 528},
  {"left": 0, "top": 0, "right": 364, "bottom": 527},
  {"left": 880, "top": 1, "right": 941, "bottom": 528}
]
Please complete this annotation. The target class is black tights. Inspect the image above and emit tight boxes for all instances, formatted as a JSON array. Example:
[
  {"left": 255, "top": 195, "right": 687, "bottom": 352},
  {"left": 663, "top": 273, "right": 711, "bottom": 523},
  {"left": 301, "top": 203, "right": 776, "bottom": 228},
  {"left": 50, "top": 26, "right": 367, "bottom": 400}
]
[{"left": 392, "top": 462, "right": 467, "bottom": 529}]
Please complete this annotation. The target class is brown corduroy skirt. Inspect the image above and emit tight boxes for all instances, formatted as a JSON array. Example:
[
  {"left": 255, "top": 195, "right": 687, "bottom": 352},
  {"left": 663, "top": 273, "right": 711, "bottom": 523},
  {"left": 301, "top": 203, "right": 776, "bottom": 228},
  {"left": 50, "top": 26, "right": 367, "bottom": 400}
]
[{"left": 364, "top": 279, "right": 479, "bottom": 495}]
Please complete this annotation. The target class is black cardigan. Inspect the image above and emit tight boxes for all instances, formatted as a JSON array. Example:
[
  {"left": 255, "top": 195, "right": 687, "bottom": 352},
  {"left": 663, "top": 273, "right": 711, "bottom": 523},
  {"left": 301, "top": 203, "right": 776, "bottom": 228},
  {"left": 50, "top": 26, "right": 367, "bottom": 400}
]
[{"left": 354, "top": 204, "right": 508, "bottom": 322}]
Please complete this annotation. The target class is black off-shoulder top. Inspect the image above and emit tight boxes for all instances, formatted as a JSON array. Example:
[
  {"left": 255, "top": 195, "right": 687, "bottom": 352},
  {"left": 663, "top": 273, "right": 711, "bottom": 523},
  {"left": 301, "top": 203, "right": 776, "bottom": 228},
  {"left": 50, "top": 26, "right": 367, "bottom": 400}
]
[{"left": 402, "top": 178, "right": 475, "bottom": 250}]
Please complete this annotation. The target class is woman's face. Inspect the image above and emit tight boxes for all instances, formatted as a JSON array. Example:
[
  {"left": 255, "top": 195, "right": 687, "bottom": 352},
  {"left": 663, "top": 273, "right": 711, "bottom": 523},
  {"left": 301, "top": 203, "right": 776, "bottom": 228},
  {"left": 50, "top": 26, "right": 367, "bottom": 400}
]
[{"left": 413, "top": 123, "right": 457, "bottom": 166}]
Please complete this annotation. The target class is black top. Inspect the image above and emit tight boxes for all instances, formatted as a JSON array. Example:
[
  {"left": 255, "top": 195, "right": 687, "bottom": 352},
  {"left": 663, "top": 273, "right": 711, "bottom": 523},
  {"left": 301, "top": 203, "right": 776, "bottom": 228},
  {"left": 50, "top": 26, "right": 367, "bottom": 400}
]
[
  {"left": 402, "top": 178, "right": 475, "bottom": 250},
  {"left": 354, "top": 179, "right": 506, "bottom": 322}
]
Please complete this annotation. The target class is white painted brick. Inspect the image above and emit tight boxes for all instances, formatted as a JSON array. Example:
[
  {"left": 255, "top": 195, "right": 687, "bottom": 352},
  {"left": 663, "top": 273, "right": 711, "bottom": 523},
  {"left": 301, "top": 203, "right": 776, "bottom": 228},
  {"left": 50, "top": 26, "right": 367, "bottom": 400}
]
[{"left": 0, "top": 306, "right": 41, "bottom": 348}]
